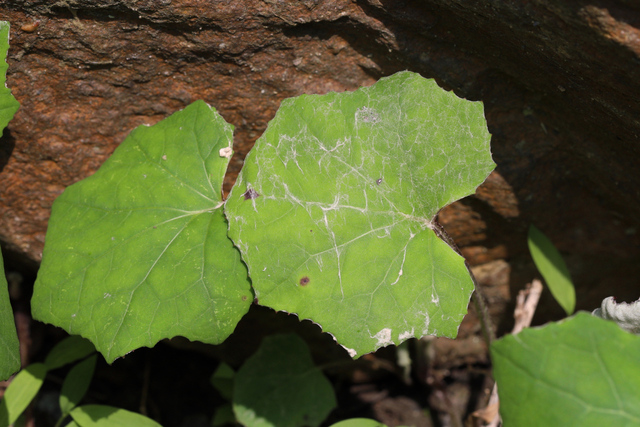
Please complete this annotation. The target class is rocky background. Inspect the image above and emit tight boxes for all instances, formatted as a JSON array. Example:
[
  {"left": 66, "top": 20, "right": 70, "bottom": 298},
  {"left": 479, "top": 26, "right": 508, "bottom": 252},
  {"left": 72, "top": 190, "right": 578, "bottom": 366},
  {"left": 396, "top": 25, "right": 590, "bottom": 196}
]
[{"left": 1, "top": 1, "right": 639, "bottom": 423}]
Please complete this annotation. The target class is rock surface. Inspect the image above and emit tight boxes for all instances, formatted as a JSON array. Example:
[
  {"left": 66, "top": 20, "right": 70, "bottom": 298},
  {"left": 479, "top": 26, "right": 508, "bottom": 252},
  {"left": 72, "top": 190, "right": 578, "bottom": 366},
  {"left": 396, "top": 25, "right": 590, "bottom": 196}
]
[{"left": 1, "top": 1, "right": 639, "bottom": 329}]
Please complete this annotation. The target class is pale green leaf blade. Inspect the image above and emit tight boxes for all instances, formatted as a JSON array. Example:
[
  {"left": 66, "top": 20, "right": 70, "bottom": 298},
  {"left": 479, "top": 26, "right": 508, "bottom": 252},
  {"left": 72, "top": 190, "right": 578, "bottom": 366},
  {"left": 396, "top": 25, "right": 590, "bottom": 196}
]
[
  {"left": 59, "top": 354, "right": 97, "bottom": 415},
  {"left": 32, "top": 101, "right": 253, "bottom": 363},
  {"left": 0, "top": 250, "right": 20, "bottom": 381},
  {"left": 491, "top": 312, "right": 640, "bottom": 426},
  {"left": 0, "top": 363, "right": 47, "bottom": 427},
  {"left": 44, "top": 335, "right": 95, "bottom": 371},
  {"left": 69, "top": 405, "right": 161, "bottom": 427},
  {"left": 329, "top": 420, "right": 388, "bottom": 427},
  {"left": 226, "top": 71, "right": 495, "bottom": 356},
  {"left": 528, "top": 224, "right": 576, "bottom": 315},
  {"left": 232, "top": 334, "right": 337, "bottom": 427},
  {"left": 0, "top": 22, "right": 20, "bottom": 135}
]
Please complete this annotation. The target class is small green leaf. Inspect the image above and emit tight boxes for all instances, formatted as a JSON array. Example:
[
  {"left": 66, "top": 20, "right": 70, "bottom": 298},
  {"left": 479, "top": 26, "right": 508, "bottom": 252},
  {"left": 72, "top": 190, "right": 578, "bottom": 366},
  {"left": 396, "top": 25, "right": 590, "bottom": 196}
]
[
  {"left": 59, "top": 355, "right": 98, "bottom": 415},
  {"left": 210, "top": 363, "right": 235, "bottom": 401},
  {"left": 0, "top": 21, "right": 20, "bottom": 135},
  {"left": 528, "top": 224, "right": 576, "bottom": 315},
  {"left": 226, "top": 71, "right": 495, "bottom": 356},
  {"left": 0, "top": 250, "right": 20, "bottom": 381},
  {"left": 491, "top": 312, "right": 640, "bottom": 426},
  {"left": 45, "top": 335, "right": 95, "bottom": 371},
  {"left": 233, "top": 334, "right": 337, "bottom": 427},
  {"left": 69, "top": 405, "right": 161, "bottom": 427},
  {"left": 0, "top": 363, "right": 47, "bottom": 427},
  {"left": 32, "top": 101, "right": 253, "bottom": 363},
  {"left": 0, "top": 21, "right": 21, "bottom": 383},
  {"left": 329, "top": 419, "right": 388, "bottom": 427}
]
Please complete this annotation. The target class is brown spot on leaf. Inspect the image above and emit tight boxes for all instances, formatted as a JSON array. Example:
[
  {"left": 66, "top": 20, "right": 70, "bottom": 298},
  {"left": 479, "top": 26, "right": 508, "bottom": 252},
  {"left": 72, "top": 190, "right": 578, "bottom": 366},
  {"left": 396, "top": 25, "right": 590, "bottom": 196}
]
[
  {"left": 299, "top": 276, "right": 310, "bottom": 286},
  {"left": 243, "top": 188, "right": 260, "bottom": 200}
]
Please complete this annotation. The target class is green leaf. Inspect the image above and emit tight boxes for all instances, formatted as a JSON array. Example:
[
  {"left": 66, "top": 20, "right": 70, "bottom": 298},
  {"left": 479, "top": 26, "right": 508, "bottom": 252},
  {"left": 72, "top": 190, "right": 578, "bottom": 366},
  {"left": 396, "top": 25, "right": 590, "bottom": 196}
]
[
  {"left": 0, "top": 21, "right": 21, "bottom": 383},
  {"left": 69, "top": 405, "right": 161, "bottom": 427},
  {"left": 210, "top": 362, "right": 235, "bottom": 401},
  {"left": 491, "top": 312, "right": 640, "bottom": 426},
  {"left": 329, "top": 420, "right": 388, "bottom": 427},
  {"left": 32, "top": 100, "right": 253, "bottom": 363},
  {"left": 59, "top": 354, "right": 97, "bottom": 415},
  {"left": 528, "top": 224, "right": 576, "bottom": 315},
  {"left": 45, "top": 335, "right": 95, "bottom": 371},
  {"left": 0, "top": 363, "right": 47, "bottom": 427},
  {"left": 226, "top": 71, "right": 495, "bottom": 356},
  {"left": 232, "top": 334, "right": 337, "bottom": 427},
  {"left": 0, "top": 250, "right": 20, "bottom": 381},
  {"left": 0, "top": 21, "right": 20, "bottom": 135}
]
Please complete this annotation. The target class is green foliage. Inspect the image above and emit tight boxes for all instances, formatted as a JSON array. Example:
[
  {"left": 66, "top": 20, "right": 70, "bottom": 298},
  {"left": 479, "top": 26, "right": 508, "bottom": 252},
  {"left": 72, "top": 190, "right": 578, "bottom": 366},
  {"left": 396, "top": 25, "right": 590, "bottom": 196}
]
[
  {"left": 528, "top": 224, "right": 576, "bottom": 315},
  {"left": 329, "top": 420, "right": 389, "bottom": 427},
  {"left": 0, "top": 21, "right": 21, "bottom": 382},
  {"left": 0, "top": 363, "right": 47, "bottom": 427},
  {"left": 225, "top": 71, "right": 495, "bottom": 356},
  {"left": 233, "top": 334, "right": 337, "bottom": 427},
  {"left": 69, "top": 405, "right": 161, "bottom": 427},
  {"left": 0, "top": 22, "right": 20, "bottom": 134},
  {"left": 491, "top": 313, "right": 640, "bottom": 426},
  {"left": 33, "top": 71, "right": 493, "bottom": 363},
  {"left": 44, "top": 335, "right": 95, "bottom": 371},
  {"left": 0, "top": 250, "right": 20, "bottom": 381},
  {"left": 59, "top": 354, "right": 98, "bottom": 415},
  {"left": 0, "top": 335, "right": 159, "bottom": 427},
  {"left": 32, "top": 100, "right": 253, "bottom": 363}
]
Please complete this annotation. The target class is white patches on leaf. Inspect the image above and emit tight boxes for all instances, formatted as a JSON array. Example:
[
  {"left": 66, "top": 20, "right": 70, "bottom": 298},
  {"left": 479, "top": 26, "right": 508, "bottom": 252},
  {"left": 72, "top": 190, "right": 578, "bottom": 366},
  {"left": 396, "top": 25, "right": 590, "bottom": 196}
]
[
  {"left": 341, "top": 345, "right": 357, "bottom": 358},
  {"left": 219, "top": 147, "right": 232, "bottom": 158},
  {"left": 356, "top": 106, "right": 381, "bottom": 124},
  {"left": 372, "top": 328, "right": 393, "bottom": 347},
  {"left": 399, "top": 329, "right": 414, "bottom": 341},
  {"left": 421, "top": 312, "right": 431, "bottom": 335}
]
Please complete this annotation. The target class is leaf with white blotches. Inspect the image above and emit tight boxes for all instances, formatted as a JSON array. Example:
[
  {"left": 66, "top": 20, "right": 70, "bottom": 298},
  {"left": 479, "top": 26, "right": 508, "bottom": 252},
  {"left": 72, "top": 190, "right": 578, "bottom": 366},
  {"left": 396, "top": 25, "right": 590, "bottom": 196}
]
[{"left": 225, "top": 71, "right": 495, "bottom": 357}]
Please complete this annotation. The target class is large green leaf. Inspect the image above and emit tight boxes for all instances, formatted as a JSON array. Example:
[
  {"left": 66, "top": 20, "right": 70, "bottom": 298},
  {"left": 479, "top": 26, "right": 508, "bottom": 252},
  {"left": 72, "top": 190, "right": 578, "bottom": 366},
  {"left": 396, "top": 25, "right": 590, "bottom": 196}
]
[
  {"left": 0, "top": 21, "right": 21, "bottom": 382},
  {"left": 491, "top": 312, "right": 640, "bottom": 426},
  {"left": 0, "top": 250, "right": 20, "bottom": 381},
  {"left": 225, "top": 71, "right": 494, "bottom": 356},
  {"left": 32, "top": 101, "right": 253, "bottom": 363},
  {"left": 233, "top": 334, "right": 337, "bottom": 427},
  {"left": 0, "top": 21, "right": 20, "bottom": 134}
]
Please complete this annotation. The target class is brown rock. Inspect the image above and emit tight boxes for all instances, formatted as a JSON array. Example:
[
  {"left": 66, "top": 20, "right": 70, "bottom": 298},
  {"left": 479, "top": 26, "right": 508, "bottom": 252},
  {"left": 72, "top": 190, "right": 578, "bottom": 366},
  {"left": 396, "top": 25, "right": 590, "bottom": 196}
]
[{"left": 1, "top": 1, "right": 639, "bottom": 328}]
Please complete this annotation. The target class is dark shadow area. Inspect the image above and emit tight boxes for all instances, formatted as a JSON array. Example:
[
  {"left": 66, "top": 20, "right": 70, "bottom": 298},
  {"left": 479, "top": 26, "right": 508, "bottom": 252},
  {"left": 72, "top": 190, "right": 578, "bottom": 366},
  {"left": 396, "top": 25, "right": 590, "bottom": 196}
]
[{"left": 0, "top": 128, "right": 16, "bottom": 174}]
